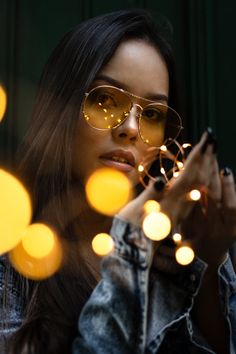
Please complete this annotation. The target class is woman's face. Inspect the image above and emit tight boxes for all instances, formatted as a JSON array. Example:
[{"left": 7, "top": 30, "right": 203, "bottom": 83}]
[{"left": 72, "top": 39, "right": 169, "bottom": 186}]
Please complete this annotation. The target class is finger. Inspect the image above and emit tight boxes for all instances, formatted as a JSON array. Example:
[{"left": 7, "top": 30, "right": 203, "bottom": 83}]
[
  {"left": 139, "top": 176, "right": 166, "bottom": 203},
  {"left": 208, "top": 157, "right": 221, "bottom": 202},
  {"left": 221, "top": 167, "right": 236, "bottom": 208},
  {"left": 117, "top": 177, "right": 166, "bottom": 224}
]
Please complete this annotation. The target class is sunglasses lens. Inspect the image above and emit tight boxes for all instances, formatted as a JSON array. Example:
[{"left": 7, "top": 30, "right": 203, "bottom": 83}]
[
  {"left": 83, "top": 87, "right": 131, "bottom": 129},
  {"left": 139, "top": 104, "right": 182, "bottom": 146}
]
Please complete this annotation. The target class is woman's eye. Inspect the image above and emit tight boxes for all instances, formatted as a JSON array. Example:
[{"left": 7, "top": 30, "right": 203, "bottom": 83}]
[
  {"left": 143, "top": 108, "right": 165, "bottom": 122},
  {"left": 97, "top": 93, "right": 116, "bottom": 108}
]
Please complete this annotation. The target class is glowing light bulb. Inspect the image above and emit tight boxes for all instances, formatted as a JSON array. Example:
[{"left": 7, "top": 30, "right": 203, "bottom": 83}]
[
  {"left": 143, "top": 200, "right": 160, "bottom": 214},
  {"left": 173, "top": 171, "right": 180, "bottom": 178},
  {"left": 172, "top": 232, "right": 182, "bottom": 243},
  {"left": 177, "top": 161, "right": 184, "bottom": 169},
  {"left": 142, "top": 211, "right": 171, "bottom": 241},
  {"left": 189, "top": 189, "right": 201, "bottom": 201},
  {"left": 175, "top": 245, "right": 194, "bottom": 265},
  {"left": 85, "top": 167, "right": 132, "bottom": 216},
  {"left": 160, "top": 167, "right": 165, "bottom": 175},
  {"left": 138, "top": 165, "right": 144, "bottom": 172},
  {"left": 160, "top": 145, "right": 167, "bottom": 152},
  {"left": 0, "top": 169, "right": 32, "bottom": 254},
  {"left": 10, "top": 232, "right": 62, "bottom": 280},
  {"left": 0, "top": 85, "right": 7, "bottom": 122},
  {"left": 22, "top": 223, "right": 55, "bottom": 259},
  {"left": 92, "top": 233, "right": 114, "bottom": 256},
  {"left": 183, "top": 143, "right": 191, "bottom": 148}
]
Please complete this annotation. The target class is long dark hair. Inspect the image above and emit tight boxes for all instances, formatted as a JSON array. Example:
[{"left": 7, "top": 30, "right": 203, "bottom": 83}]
[{"left": 8, "top": 9, "right": 179, "bottom": 353}]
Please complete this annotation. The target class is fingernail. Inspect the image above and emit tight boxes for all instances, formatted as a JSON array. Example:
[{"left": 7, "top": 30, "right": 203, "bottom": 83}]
[
  {"left": 201, "top": 127, "right": 217, "bottom": 154},
  {"left": 154, "top": 177, "right": 166, "bottom": 191},
  {"left": 222, "top": 167, "right": 231, "bottom": 176}
]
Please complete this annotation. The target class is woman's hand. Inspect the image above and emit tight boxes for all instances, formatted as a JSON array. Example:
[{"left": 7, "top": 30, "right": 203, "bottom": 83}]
[
  {"left": 182, "top": 163, "right": 236, "bottom": 267},
  {"left": 117, "top": 130, "right": 216, "bottom": 235}
]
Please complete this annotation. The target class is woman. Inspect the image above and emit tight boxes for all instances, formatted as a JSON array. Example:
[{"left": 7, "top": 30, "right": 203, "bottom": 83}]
[{"left": 1, "top": 9, "right": 235, "bottom": 354}]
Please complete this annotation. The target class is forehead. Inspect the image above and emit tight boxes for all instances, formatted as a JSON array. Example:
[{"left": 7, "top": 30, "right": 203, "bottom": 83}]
[{"left": 99, "top": 39, "right": 169, "bottom": 98}]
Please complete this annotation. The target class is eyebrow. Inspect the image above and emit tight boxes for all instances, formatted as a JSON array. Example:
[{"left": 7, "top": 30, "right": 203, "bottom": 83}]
[{"left": 94, "top": 74, "right": 168, "bottom": 103}]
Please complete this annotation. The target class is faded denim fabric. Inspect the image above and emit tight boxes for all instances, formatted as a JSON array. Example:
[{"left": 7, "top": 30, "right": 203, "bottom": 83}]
[
  {"left": 73, "top": 217, "right": 236, "bottom": 354},
  {"left": 0, "top": 256, "right": 25, "bottom": 353}
]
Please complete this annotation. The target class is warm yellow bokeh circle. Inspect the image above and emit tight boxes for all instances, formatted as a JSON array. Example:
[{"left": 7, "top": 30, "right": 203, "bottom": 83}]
[
  {"left": 85, "top": 167, "right": 132, "bottom": 216},
  {"left": 142, "top": 211, "right": 171, "bottom": 241},
  {"left": 143, "top": 200, "right": 160, "bottom": 214},
  {"left": 0, "top": 85, "right": 7, "bottom": 122},
  {"left": 175, "top": 245, "right": 195, "bottom": 265},
  {"left": 0, "top": 169, "right": 32, "bottom": 254},
  {"left": 22, "top": 223, "right": 55, "bottom": 259},
  {"left": 92, "top": 233, "right": 114, "bottom": 256},
  {"left": 9, "top": 231, "right": 63, "bottom": 280}
]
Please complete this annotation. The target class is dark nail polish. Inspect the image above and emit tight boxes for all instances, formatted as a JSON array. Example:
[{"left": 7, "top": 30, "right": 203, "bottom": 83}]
[
  {"left": 222, "top": 167, "right": 231, "bottom": 176},
  {"left": 154, "top": 177, "right": 166, "bottom": 191},
  {"left": 201, "top": 127, "right": 217, "bottom": 154},
  {"left": 206, "top": 127, "right": 213, "bottom": 136}
]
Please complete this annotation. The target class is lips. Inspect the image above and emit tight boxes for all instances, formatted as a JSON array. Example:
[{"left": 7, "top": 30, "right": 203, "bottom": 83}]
[{"left": 99, "top": 149, "right": 136, "bottom": 172}]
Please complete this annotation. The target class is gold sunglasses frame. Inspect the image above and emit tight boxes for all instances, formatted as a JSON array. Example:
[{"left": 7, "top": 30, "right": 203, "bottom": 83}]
[{"left": 83, "top": 85, "right": 183, "bottom": 146}]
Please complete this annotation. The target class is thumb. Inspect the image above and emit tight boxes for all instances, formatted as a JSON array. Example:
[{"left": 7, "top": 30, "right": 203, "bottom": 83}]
[{"left": 117, "top": 177, "right": 166, "bottom": 226}]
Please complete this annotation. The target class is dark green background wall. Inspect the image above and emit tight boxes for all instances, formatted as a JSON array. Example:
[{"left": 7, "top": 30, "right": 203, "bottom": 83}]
[{"left": 0, "top": 0, "right": 235, "bottom": 173}]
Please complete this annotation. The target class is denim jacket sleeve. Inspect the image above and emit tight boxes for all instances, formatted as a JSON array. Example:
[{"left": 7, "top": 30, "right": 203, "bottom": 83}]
[
  {"left": 0, "top": 256, "right": 25, "bottom": 353},
  {"left": 73, "top": 217, "right": 236, "bottom": 354}
]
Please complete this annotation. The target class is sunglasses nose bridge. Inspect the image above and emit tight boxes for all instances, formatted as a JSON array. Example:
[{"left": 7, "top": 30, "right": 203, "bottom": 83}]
[{"left": 131, "top": 103, "right": 143, "bottom": 118}]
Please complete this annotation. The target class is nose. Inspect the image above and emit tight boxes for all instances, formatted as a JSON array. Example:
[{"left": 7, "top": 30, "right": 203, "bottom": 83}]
[{"left": 111, "top": 106, "right": 140, "bottom": 143}]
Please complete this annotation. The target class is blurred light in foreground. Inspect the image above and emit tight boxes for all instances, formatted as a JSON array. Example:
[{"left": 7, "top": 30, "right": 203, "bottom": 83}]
[
  {"left": 0, "top": 85, "right": 7, "bottom": 122},
  {"left": 22, "top": 223, "right": 55, "bottom": 259},
  {"left": 175, "top": 245, "right": 194, "bottom": 265},
  {"left": 172, "top": 232, "right": 182, "bottom": 243},
  {"left": 92, "top": 233, "right": 114, "bottom": 256},
  {"left": 0, "top": 169, "right": 31, "bottom": 254},
  {"left": 9, "top": 232, "right": 62, "bottom": 280},
  {"left": 85, "top": 167, "right": 132, "bottom": 216},
  {"left": 142, "top": 211, "right": 171, "bottom": 241},
  {"left": 189, "top": 189, "right": 201, "bottom": 201},
  {"left": 143, "top": 200, "right": 160, "bottom": 214}
]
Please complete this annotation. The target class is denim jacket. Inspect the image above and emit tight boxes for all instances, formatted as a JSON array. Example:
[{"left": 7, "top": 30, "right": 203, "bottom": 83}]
[
  {"left": 0, "top": 256, "right": 25, "bottom": 353},
  {"left": 73, "top": 217, "right": 236, "bottom": 354}
]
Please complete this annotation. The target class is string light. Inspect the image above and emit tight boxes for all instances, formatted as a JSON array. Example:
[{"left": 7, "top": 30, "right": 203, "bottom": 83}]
[
  {"left": 189, "top": 189, "right": 201, "bottom": 201},
  {"left": 173, "top": 171, "right": 180, "bottom": 178},
  {"left": 177, "top": 161, "right": 184, "bottom": 169},
  {"left": 172, "top": 232, "right": 182, "bottom": 243},
  {"left": 160, "top": 145, "right": 167, "bottom": 152},
  {"left": 138, "top": 165, "right": 144, "bottom": 172}
]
